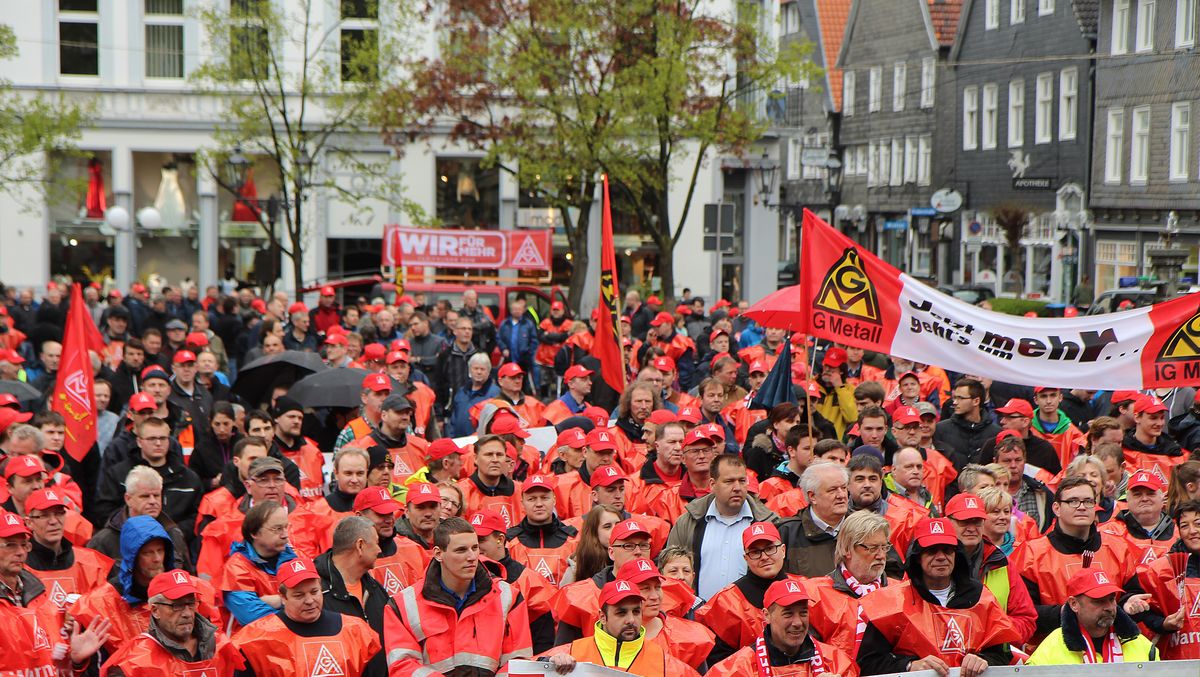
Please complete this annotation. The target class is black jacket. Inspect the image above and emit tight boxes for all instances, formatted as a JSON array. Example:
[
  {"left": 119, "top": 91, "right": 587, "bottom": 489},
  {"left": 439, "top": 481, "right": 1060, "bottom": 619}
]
[
  {"left": 976, "top": 430, "right": 1063, "bottom": 475},
  {"left": 506, "top": 515, "right": 577, "bottom": 550},
  {"left": 435, "top": 341, "right": 482, "bottom": 408},
  {"left": 86, "top": 506, "right": 193, "bottom": 573},
  {"left": 1123, "top": 429, "right": 1184, "bottom": 461},
  {"left": 94, "top": 453, "right": 204, "bottom": 540},
  {"left": 933, "top": 415, "right": 1001, "bottom": 465},
  {"left": 778, "top": 507, "right": 839, "bottom": 578},
  {"left": 314, "top": 550, "right": 394, "bottom": 677}
]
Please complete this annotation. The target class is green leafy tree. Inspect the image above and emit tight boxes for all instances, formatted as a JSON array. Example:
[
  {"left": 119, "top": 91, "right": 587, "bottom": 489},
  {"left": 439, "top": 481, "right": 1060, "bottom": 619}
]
[
  {"left": 0, "top": 25, "right": 90, "bottom": 206},
  {"left": 380, "top": 0, "right": 814, "bottom": 305},
  {"left": 191, "top": 0, "right": 424, "bottom": 289}
]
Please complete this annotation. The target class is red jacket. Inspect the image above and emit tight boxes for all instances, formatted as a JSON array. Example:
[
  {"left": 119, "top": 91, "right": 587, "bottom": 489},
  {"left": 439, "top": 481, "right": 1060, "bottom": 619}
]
[
  {"left": 233, "top": 610, "right": 380, "bottom": 677},
  {"left": 384, "top": 564, "right": 532, "bottom": 676},
  {"left": 1135, "top": 552, "right": 1200, "bottom": 660},
  {"left": 99, "top": 619, "right": 245, "bottom": 676},
  {"left": 650, "top": 614, "right": 716, "bottom": 670},
  {"left": 276, "top": 436, "right": 326, "bottom": 503},
  {"left": 26, "top": 543, "right": 113, "bottom": 622},
  {"left": 707, "top": 637, "right": 858, "bottom": 677},
  {"left": 457, "top": 475, "right": 524, "bottom": 530},
  {"left": 0, "top": 571, "right": 60, "bottom": 677}
]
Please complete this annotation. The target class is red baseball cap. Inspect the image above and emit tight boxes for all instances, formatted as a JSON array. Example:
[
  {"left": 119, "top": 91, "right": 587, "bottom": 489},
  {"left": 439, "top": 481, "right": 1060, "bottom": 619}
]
[
  {"left": 897, "top": 370, "right": 921, "bottom": 383},
  {"left": 490, "top": 414, "right": 531, "bottom": 439},
  {"left": 646, "top": 295, "right": 662, "bottom": 306},
  {"left": 362, "top": 344, "right": 386, "bottom": 361},
  {"left": 944, "top": 493, "right": 987, "bottom": 521},
  {"left": 700, "top": 423, "right": 726, "bottom": 442},
  {"left": 583, "top": 406, "right": 610, "bottom": 427},
  {"left": 649, "top": 311, "right": 674, "bottom": 327},
  {"left": 599, "top": 579, "right": 644, "bottom": 606},
  {"left": 250, "top": 299, "right": 267, "bottom": 314},
  {"left": 652, "top": 356, "right": 676, "bottom": 373},
  {"left": 616, "top": 558, "right": 665, "bottom": 585},
  {"left": 711, "top": 299, "right": 731, "bottom": 311},
  {"left": 1128, "top": 470, "right": 1166, "bottom": 492},
  {"left": 0, "top": 512, "right": 29, "bottom": 538},
  {"left": 1066, "top": 568, "right": 1124, "bottom": 599},
  {"left": 550, "top": 301, "right": 565, "bottom": 312},
  {"left": 148, "top": 569, "right": 198, "bottom": 600},
  {"left": 324, "top": 334, "right": 348, "bottom": 346},
  {"left": 128, "top": 392, "right": 157, "bottom": 413},
  {"left": 764, "top": 578, "right": 810, "bottom": 608},
  {"left": 1033, "top": 386, "right": 1059, "bottom": 394},
  {"left": 586, "top": 428, "right": 618, "bottom": 452},
  {"left": 822, "top": 347, "right": 847, "bottom": 368},
  {"left": 677, "top": 406, "right": 702, "bottom": 424},
  {"left": 0, "top": 408, "right": 33, "bottom": 434},
  {"left": 677, "top": 306, "right": 692, "bottom": 316},
  {"left": 406, "top": 482, "right": 442, "bottom": 506},
  {"left": 25, "top": 488, "right": 69, "bottom": 512},
  {"left": 610, "top": 519, "right": 652, "bottom": 544},
  {"left": 287, "top": 302, "right": 308, "bottom": 315},
  {"left": 172, "top": 350, "right": 197, "bottom": 364},
  {"left": 185, "top": 332, "right": 209, "bottom": 347},
  {"left": 1111, "top": 390, "right": 1140, "bottom": 405},
  {"left": 995, "top": 398, "right": 1033, "bottom": 417},
  {"left": 892, "top": 406, "right": 922, "bottom": 426},
  {"left": 469, "top": 510, "right": 508, "bottom": 537},
  {"left": 914, "top": 518, "right": 958, "bottom": 548},
  {"left": 386, "top": 350, "right": 410, "bottom": 365},
  {"left": 497, "top": 363, "right": 525, "bottom": 378},
  {"left": 0, "top": 349, "right": 24, "bottom": 365},
  {"left": 353, "top": 486, "right": 402, "bottom": 514},
  {"left": 131, "top": 283, "right": 147, "bottom": 294},
  {"left": 555, "top": 428, "right": 587, "bottom": 450},
  {"left": 390, "top": 339, "right": 411, "bottom": 353},
  {"left": 278, "top": 558, "right": 320, "bottom": 588},
  {"left": 647, "top": 410, "right": 677, "bottom": 426},
  {"left": 504, "top": 442, "right": 519, "bottom": 461},
  {"left": 709, "top": 329, "right": 729, "bottom": 344},
  {"left": 362, "top": 373, "right": 391, "bottom": 392},
  {"left": 590, "top": 465, "right": 627, "bottom": 489},
  {"left": 682, "top": 427, "right": 715, "bottom": 448},
  {"left": 742, "top": 521, "right": 781, "bottom": 549},
  {"left": 995, "top": 429, "right": 1022, "bottom": 444},
  {"left": 4, "top": 455, "right": 45, "bottom": 479},
  {"left": 523, "top": 474, "right": 556, "bottom": 493},
  {"left": 1135, "top": 396, "right": 1168, "bottom": 415},
  {"left": 748, "top": 359, "right": 769, "bottom": 375},
  {"left": 563, "top": 365, "right": 593, "bottom": 382},
  {"left": 320, "top": 286, "right": 336, "bottom": 296},
  {"left": 0, "top": 393, "right": 16, "bottom": 408},
  {"left": 426, "top": 438, "right": 461, "bottom": 462}
]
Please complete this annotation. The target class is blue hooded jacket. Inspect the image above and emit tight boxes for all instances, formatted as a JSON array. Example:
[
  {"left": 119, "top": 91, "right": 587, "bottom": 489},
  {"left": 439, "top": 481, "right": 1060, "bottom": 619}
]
[
  {"left": 223, "top": 539, "right": 298, "bottom": 627},
  {"left": 118, "top": 515, "right": 176, "bottom": 604}
]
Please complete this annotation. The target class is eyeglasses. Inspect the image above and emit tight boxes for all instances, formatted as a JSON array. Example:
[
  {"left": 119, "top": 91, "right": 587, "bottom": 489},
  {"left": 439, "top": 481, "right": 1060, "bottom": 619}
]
[
  {"left": 854, "top": 542, "right": 890, "bottom": 555},
  {"left": 1058, "top": 498, "right": 1097, "bottom": 509},
  {"left": 253, "top": 476, "right": 286, "bottom": 486},
  {"left": 440, "top": 498, "right": 462, "bottom": 509},
  {"left": 895, "top": 424, "right": 920, "bottom": 431},
  {"left": 261, "top": 524, "right": 289, "bottom": 535},
  {"left": 0, "top": 541, "right": 32, "bottom": 552},
  {"left": 153, "top": 599, "right": 198, "bottom": 612},
  {"left": 612, "top": 542, "right": 652, "bottom": 554},
  {"left": 745, "top": 543, "right": 784, "bottom": 560},
  {"left": 27, "top": 511, "right": 66, "bottom": 522},
  {"left": 140, "top": 436, "right": 170, "bottom": 444}
]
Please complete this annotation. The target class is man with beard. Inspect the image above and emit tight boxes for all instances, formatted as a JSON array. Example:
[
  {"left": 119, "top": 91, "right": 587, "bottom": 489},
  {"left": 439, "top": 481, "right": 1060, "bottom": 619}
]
[
  {"left": 845, "top": 452, "right": 923, "bottom": 566},
  {"left": 858, "top": 518, "right": 1021, "bottom": 676},
  {"left": 1027, "top": 568, "right": 1158, "bottom": 664},
  {"left": 233, "top": 558, "right": 380, "bottom": 676},
  {"left": 99, "top": 569, "right": 245, "bottom": 674}
]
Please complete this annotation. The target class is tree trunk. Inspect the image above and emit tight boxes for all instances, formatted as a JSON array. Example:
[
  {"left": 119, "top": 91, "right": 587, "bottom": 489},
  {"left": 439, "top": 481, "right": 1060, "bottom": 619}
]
[
  {"left": 289, "top": 204, "right": 304, "bottom": 295},
  {"left": 565, "top": 193, "right": 594, "bottom": 312}
]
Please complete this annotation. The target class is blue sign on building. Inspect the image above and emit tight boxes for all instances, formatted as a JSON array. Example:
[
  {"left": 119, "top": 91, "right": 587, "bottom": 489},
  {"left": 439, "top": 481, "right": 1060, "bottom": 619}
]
[{"left": 884, "top": 220, "right": 908, "bottom": 231}]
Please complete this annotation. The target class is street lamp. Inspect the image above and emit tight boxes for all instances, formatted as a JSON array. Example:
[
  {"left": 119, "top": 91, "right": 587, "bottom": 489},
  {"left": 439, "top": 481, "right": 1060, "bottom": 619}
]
[
  {"left": 295, "top": 145, "right": 313, "bottom": 191},
  {"left": 757, "top": 152, "right": 777, "bottom": 203},
  {"left": 825, "top": 151, "right": 843, "bottom": 199},
  {"left": 224, "top": 146, "right": 251, "bottom": 193}
]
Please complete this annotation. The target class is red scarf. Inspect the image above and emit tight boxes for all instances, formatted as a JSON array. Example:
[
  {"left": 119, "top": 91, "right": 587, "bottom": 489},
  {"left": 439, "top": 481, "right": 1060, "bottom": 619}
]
[
  {"left": 839, "top": 566, "right": 880, "bottom": 654},
  {"left": 1079, "top": 625, "right": 1123, "bottom": 664},
  {"left": 755, "top": 634, "right": 827, "bottom": 677}
]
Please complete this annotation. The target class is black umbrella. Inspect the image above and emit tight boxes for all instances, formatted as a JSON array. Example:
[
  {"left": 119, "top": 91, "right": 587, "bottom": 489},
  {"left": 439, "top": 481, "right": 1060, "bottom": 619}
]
[
  {"left": 0, "top": 380, "right": 41, "bottom": 404},
  {"left": 750, "top": 341, "right": 796, "bottom": 411},
  {"left": 287, "top": 367, "right": 371, "bottom": 409},
  {"left": 232, "top": 350, "right": 328, "bottom": 409}
]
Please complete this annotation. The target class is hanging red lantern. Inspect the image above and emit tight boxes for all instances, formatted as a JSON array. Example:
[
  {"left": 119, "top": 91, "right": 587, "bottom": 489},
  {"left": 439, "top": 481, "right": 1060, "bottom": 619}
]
[{"left": 85, "top": 158, "right": 107, "bottom": 219}]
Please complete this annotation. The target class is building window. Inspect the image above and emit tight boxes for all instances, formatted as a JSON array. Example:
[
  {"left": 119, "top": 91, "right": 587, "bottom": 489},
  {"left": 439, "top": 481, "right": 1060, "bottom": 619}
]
[
  {"left": 1105, "top": 108, "right": 1124, "bottom": 184},
  {"left": 986, "top": 0, "right": 1000, "bottom": 28},
  {"left": 341, "top": 0, "right": 379, "bottom": 82},
  {"left": 843, "top": 71, "right": 856, "bottom": 116},
  {"left": 1136, "top": 0, "right": 1155, "bottom": 52},
  {"left": 1008, "top": 80, "right": 1025, "bottom": 147},
  {"left": 1012, "top": 0, "right": 1026, "bottom": 23},
  {"left": 982, "top": 84, "right": 999, "bottom": 149},
  {"left": 1170, "top": 102, "right": 1190, "bottom": 181},
  {"left": 890, "top": 139, "right": 903, "bottom": 186},
  {"left": 904, "top": 137, "right": 918, "bottom": 183},
  {"left": 803, "top": 134, "right": 827, "bottom": 180},
  {"left": 918, "top": 135, "right": 932, "bottom": 185},
  {"left": 1112, "top": 0, "right": 1131, "bottom": 54},
  {"left": 59, "top": 0, "right": 100, "bottom": 76},
  {"left": 1039, "top": 0, "right": 1054, "bottom": 15},
  {"left": 920, "top": 57, "right": 935, "bottom": 108},
  {"left": 787, "top": 138, "right": 802, "bottom": 181},
  {"left": 230, "top": 0, "right": 271, "bottom": 81},
  {"left": 145, "top": 0, "right": 184, "bottom": 79},
  {"left": 857, "top": 145, "right": 868, "bottom": 176},
  {"left": 893, "top": 62, "right": 907, "bottom": 111},
  {"left": 1035, "top": 72, "right": 1053, "bottom": 144},
  {"left": 963, "top": 86, "right": 979, "bottom": 150},
  {"left": 782, "top": 2, "right": 800, "bottom": 34},
  {"left": 869, "top": 67, "right": 882, "bottom": 112},
  {"left": 1059, "top": 68, "right": 1078, "bottom": 140},
  {"left": 1130, "top": 105, "right": 1151, "bottom": 184},
  {"left": 867, "top": 141, "right": 878, "bottom": 186},
  {"left": 1095, "top": 241, "right": 1138, "bottom": 293},
  {"left": 1178, "top": 0, "right": 1196, "bottom": 47},
  {"left": 879, "top": 140, "right": 891, "bottom": 187}
]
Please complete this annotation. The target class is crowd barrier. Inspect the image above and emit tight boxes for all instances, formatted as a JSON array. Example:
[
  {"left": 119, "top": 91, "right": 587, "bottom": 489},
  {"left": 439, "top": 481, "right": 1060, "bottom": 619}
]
[{"left": 877, "top": 661, "right": 1200, "bottom": 677}]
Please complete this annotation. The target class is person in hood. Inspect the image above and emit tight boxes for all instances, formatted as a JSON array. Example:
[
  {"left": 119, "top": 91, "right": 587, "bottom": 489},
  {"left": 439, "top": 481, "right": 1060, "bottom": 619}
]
[
  {"left": 934, "top": 378, "right": 1002, "bottom": 465},
  {"left": 99, "top": 569, "right": 245, "bottom": 675},
  {"left": 71, "top": 515, "right": 219, "bottom": 659},
  {"left": 858, "top": 517, "right": 1021, "bottom": 676},
  {"left": 1026, "top": 567, "right": 1158, "bottom": 664}
]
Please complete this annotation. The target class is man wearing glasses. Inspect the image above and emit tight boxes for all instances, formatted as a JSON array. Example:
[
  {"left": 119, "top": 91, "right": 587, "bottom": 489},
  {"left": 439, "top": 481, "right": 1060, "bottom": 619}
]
[
  {"left": 95, "top": 417, "right": 203, "bottom": 539},
  {"left": 99, "top": 569, "right": 245, "bottom": 674},
  {"left": 0, "top": 511, "right": 75, "bottom": 675},
  {"left": 22, "top": 488, "right": 113, "bottom": 620},
  {"left": 1013, "top": 476, "right": 1140, "bottom": 638},
  {"left": 551, "top": 519, "right": 656, "bottom": 644}
]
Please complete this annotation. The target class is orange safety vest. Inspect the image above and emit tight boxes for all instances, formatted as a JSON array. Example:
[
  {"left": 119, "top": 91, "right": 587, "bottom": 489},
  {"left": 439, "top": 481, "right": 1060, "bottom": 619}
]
[
  {"left": 507, "top": 538, "right": 578, "bottom": 587},
  {"left": 611, "top": 428, "right": 648, "bottom": 476},
  {"left": 707, "top": 639, "right": 859, "bottom": 677},
  {"left": 27, "top": 545, "right": 114, "bottom": 620},
  {"left": 457, "top": 478, "right": 525, "bottom": 530},
  {"left": 551, "top": 577, "right": 696, "bottom": 634},
  {"left": 766, "top": 489, "right": 810, "bottom": 518},
  {"left": 651, "top": 614, "right": 716, "bottom": 670},
  {"left": 350, "top": 434, "right": 428, "bottom": 486},
  {"left": 71, "top": 579, "right": 223, "bottom": 655},
  {"left": 882, "top": 494, "right": 928, "bottom": 559},
  {"left": 99, "top": 625, "right": 246, "bottom": 676},
  {"left": 196, "top": 503, "right": 321, "bottom": 579},
  {"left": 1121, "top": 446, "right": 1188, "bottom": 485},
  {"left": 345, "top": 417, "right": 375, "bottom": 446},
  {"left": 922, "top": 447, "right": 958, "bottom": 512},
  {"left": 537, "top": 318, "right": 575, "bottom": 366},
  {"left": 1012, "top": 532, "right": 1140, "bottom": 607},
  {"left": 542, "top": 398, "right": 583, "bottom": 427},
  {"left": 1135, "top": 554, "right": 1200, "bottom": 660},
  {"left": 859, "top": 580, "right": 1021, "bottom": 667},
  {"left": 803, "top": 576, "right": 879, "bottom": 659},
  {"left": 233, "top": 612, "right": 380, "bottom": 677},
  {"left": 371, "top": 538, "right": 430, "bottom": 597},
  {"left": 565, "top": 635, "right": 669, "bottom": 676},
  {"left": 215, "top": 551, "right": 279, "bottom": 633},
  {"left": 695, "top": 581, "right": 772, "bottom": 651},
  {"left": 279, "top": 438, "right": 326, "bottom": 503},
  {"left": 0, "top": 592, "right": 59, "bottom": 677},
  {"left": 196, "top": 487, "right": 239, "bottom": 536},
  {"left": 758, "top": 476, "right": 800, "bottom": 504},
  {"left": 408, "top": 382, "right": 437, "bottom": 439},
  {"left": 1032, "top": 425, "right": 1087, "bottom": 471},
  {"left": 1099, "top": 519, "right": 1175, "bottom": 566}
]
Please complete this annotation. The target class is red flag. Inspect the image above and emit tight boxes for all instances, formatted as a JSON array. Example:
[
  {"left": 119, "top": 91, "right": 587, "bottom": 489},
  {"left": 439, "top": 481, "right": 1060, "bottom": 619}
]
[
  {"left": 52, "top": 283, "right": 97, "bottom": 462},
  {"left": 593, "top": 176, "right": 626, "bottom": 393}
]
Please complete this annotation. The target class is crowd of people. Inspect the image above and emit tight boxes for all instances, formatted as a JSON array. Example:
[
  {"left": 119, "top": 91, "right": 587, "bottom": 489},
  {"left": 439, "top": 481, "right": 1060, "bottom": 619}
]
[{"left": 1, "top": 278, "right": 1199, "bottom": 675}]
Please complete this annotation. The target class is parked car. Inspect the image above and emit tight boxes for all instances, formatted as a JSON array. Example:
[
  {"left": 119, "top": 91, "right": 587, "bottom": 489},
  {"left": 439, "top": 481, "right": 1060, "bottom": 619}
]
[
  {"left": 936, "top": 284, "right": 997, "bottom": 306},
  {"left": 1084, "top": 287, "right": 1200, "bottom": 315}
]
